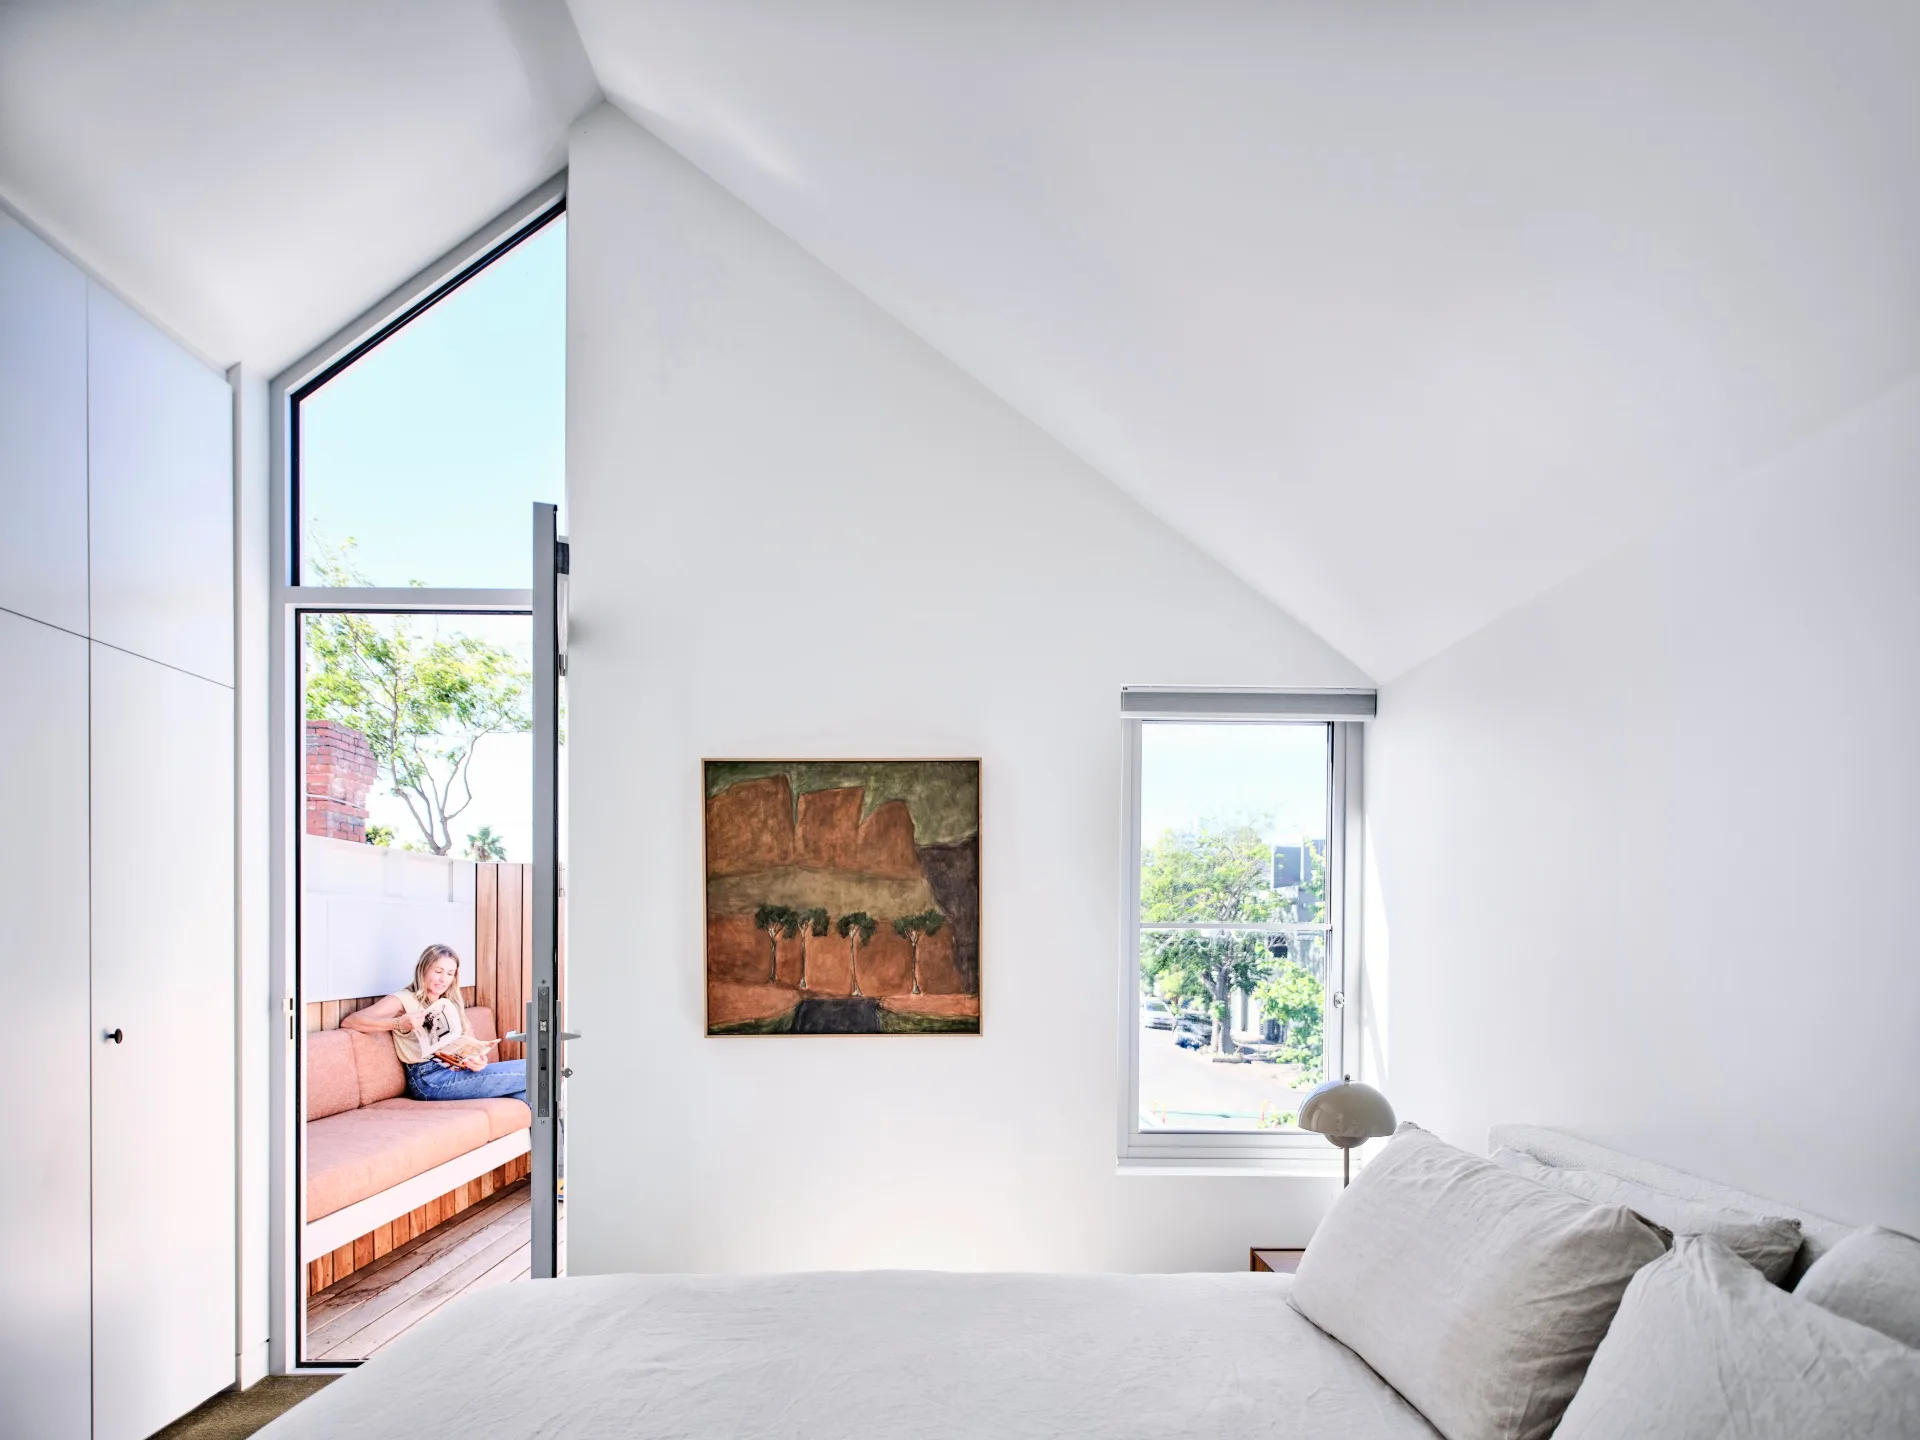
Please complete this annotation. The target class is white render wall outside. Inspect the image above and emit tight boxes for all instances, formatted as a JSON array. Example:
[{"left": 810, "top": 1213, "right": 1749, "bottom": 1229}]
[
  {"left": 563, "top": 107, "right": 1368, "bottom": 1275},
  {"left": 1370, "top": 374, "right": 1920, "bottom": 1234},
  {"left": 300, "top": 838, "right": 477, "bottom": 1004}
]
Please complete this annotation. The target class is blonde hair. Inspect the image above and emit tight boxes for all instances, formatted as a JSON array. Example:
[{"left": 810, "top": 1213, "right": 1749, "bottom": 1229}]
[{"left": 410, "top": 944, "right": 466, "bottom": 1014}]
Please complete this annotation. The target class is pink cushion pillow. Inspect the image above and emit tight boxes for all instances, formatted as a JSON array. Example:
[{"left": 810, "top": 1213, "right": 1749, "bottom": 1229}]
[{"left": 305, "top": 1030, "right": 359, "bottom": 1120}]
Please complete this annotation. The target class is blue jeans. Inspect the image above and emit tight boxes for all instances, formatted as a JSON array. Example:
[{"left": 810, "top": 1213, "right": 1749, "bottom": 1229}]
[{"left": 405, "top": 1058, "right": 527, "bottom": 1103}]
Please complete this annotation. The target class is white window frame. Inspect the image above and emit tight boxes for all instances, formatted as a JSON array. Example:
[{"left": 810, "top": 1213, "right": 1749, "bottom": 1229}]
[
  {"left": 1116, "top": 688, "right": 1374, "bottom": 1172},
  {"left": 265, "top": 174, "right": 564, "bottom": 1372}
]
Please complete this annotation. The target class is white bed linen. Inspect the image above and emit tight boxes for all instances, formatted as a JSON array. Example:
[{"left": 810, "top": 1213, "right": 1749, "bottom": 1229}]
[{"left": 262, "top": 1271, "right": 1440, "bottom": 1439}]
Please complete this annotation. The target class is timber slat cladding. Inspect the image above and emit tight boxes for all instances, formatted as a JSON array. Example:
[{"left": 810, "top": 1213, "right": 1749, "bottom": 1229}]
[{"left": 304, "top": 1153, "right": 530, "bottom": 1296}]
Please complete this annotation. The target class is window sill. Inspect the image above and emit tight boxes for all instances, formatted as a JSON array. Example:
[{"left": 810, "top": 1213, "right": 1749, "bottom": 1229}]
[{"left": 1115, "top": 1151, "right": 1345, "bottom": 1179}]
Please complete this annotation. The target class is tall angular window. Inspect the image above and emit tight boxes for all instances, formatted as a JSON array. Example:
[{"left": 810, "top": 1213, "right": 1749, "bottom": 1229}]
[{"left": 294, "top": 212, "right": 565, "bottom": 588}]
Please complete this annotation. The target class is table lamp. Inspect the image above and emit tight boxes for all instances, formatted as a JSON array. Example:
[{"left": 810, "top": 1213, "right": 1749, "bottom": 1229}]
[{"left": 1298, "top": 1074, "right": 1397, "bottom": 1186}]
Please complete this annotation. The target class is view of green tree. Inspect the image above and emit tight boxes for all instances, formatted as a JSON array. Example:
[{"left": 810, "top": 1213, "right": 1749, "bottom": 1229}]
[
  {"left": 1139, "top": 819, "right": 1278, "bottom": 1055},
  {"left": 364, "top": 823, "right": 394, "bottom": 847},
  {"left": 303, "top": 540, "right": 532, "bottom": 856},
  {"left": 1254, "top": 958, "right": 1324, "bottom": 1070}
]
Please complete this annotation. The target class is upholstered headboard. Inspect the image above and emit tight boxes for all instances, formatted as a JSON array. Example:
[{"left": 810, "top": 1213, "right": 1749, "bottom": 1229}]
[{"left": 1488, "top": 1124, "right": 1855, "bottom": 1284}]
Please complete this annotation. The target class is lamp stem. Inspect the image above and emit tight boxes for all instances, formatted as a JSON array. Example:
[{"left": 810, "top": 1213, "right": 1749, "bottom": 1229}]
[{"left": 1343, "top": 1147, "right": 1350, "bottom": 1188}]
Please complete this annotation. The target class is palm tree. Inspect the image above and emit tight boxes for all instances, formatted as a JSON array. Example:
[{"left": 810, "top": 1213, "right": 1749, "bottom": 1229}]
[
  {"left": 753, "top": 904, "right": 798, "bottom": 984},
  {"left": 837, "top": 911, "right": 876, "bottom": 997},
  {"left": 794, "top": 907, "right": 829, "bottom": 990},
  {"left": 892, "top": 909, "right": 947, "bottom": 996},
  {"left": 465, "top": 824, "right": 507, "bottom": 861}
]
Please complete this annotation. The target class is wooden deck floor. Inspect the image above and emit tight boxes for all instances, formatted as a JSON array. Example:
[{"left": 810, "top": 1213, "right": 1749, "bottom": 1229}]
[{"left": 306, "top": 1180, "right": 530, "bottom": 1362}]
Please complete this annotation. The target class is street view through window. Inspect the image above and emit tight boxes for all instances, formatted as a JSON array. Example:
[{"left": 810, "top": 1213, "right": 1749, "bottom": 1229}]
[{"left": 1138, "top": 721, "right": 1333, "bottom": 1131}]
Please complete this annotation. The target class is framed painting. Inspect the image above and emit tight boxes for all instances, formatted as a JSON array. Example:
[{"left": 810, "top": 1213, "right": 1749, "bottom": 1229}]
[{"left": 704, "top": 760, "right": 981, "bottom": 1035}]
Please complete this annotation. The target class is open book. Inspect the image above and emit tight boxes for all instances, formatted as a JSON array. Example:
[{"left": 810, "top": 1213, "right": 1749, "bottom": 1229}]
[{"left": 432, "top": 1035, "right": 500, "bottom": 1066}]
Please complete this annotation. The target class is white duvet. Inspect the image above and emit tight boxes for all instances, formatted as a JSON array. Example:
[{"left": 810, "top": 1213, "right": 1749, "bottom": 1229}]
[{"left": 261, "top": 1271, "right": 1438, "bottom": 1439}]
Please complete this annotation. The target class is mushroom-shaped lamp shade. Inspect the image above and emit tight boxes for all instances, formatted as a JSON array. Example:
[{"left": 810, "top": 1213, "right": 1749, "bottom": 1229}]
[{"left": 1298, "top": 1075, "right": 1396, "bottom": 1185}]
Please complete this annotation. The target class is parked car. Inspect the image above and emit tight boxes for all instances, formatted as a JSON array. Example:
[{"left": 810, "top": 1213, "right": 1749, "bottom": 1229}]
[
  {"left": 1141, "top": 998, "right": 1173, "bottom": 1030},
  {"left": 1174, "top": 1014, "right": 1212, "bottom": 1050}
]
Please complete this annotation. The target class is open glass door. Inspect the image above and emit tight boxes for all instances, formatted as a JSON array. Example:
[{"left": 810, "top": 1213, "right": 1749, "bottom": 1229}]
[{"left": 518, "top": 501, "right": 570, "bottom": 1276}]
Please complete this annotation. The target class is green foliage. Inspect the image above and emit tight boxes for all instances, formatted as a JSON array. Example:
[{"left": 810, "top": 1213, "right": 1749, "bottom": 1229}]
[
  {"left": 1141, "top": 820, "right": 1278, "bottom": 926},
  {"left": 1139, "top": 818, "right": 1280, "bottom": 1053},
  {"left": 465, "top": 825, "right": 507, "bottom": 861},
  {"left": 364, "top": 824, "right": 394, "bottom": 847},
  {"left": 754, "top": 903, "right": 800, "bottom": 938},
  {"left": 304, "top": 540, "right": 530, "bottom": 855},
  {"left": 794, "top": 907, "right": 830, "bottom": 938},
  {"left": 836, "top": 911, "right": 877, "bottom": 944},
  {"left": 1254, "top": 959, "right": 1325, "bottom": 1072},
  {"left": 891, "top": 908, "right": 946, "bottom": 938}
]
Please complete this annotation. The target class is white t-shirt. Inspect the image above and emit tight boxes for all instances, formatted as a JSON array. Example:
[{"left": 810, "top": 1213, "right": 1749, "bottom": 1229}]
[{"left": 391, "top": 991, "right": 466, "bottom": 1065}]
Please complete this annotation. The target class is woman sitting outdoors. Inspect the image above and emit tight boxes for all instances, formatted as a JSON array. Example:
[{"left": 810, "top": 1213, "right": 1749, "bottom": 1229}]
[{"left": 342, "top": 943, "right": 527, "bottom": 1104}]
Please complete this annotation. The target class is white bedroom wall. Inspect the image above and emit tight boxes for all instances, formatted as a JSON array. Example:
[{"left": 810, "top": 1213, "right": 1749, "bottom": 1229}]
[
  {"left": 564, "top": 105, "right": 1369, "bottom": 1274},
  {"left": 1370, "top": 375, "right": 1920, "bottom": 1233}
]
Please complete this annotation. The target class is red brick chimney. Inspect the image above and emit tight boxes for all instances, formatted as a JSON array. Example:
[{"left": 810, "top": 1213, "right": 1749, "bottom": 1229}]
[{"left": 305, "top": 721, "right": 376, "bottom": 841}]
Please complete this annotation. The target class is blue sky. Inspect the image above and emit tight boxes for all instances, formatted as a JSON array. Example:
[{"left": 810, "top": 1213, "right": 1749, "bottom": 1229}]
[
  {"left": 301, "top": 217, "right": 564, "bottom": 860},
  {"left": 1139, "top": 722, "right": 1329, "bottom": 852},
  {"left": 299, "top": 215, "right": 566, "bottom": 588}
]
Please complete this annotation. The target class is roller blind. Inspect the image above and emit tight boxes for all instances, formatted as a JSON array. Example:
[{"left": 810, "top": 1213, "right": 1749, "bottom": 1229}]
[{"left": 1119, "top": 687, "right": 1377, "bottom": 722}]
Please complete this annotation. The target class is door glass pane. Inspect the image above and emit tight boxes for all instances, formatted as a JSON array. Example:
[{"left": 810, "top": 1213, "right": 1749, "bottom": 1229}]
[
  {"left": 1137, "top": 722, "right": 1332, "bottom": 1132},
  {"left": 296, "top": 214, "right": 564, "bottom": 588},
  {"left": 298, "top": 609, "right": 535, "bottom": 1360}
]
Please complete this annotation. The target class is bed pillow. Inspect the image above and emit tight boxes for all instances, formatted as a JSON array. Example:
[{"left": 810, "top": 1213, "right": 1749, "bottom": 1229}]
[
  {"left": 1793, "top": 1225, "right": 1920, "bottom": 1347},
  {"left": 1555, "top": 1236, "right": 1920, "bottom": 1439},
  {"left": 1289, "top": 1123, "right": 1668, "bottom": 1440},
  {"left": 1491, "top": 1147, "right": 1803, "bottom": 1285}
]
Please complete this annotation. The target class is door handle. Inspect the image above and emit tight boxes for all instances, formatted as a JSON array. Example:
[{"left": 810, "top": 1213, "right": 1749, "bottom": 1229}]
[
  {"left": 104, "top": 1028, "right": 123, "bottom": 1044},
  {"left": 504, "top": 1031, "right": 528, "bottom": 1043},
  {"left": 559, "top": 1031, "right": 581, "bottom": 1041}
]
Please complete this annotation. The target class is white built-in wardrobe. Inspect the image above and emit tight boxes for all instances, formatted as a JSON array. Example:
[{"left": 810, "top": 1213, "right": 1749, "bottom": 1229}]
[{"left": 1, "top": 213, "right": 237, "bottom": 1438}]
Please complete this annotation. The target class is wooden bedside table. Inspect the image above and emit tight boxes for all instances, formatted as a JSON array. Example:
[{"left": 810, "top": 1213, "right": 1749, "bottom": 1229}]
[{"left": 1250, "top": 1248, "right": 1305, "bottom": 1274}]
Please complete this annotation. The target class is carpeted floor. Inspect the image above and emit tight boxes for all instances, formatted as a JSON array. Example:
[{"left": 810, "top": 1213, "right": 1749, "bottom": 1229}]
[{"left": 152, "top": 1377, "right": 337, "bottom": 1440}]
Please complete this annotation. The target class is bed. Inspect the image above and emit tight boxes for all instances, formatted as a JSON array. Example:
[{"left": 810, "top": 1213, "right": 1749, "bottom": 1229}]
[{"left": 260, "top": 1126, "right": 1890, "bottom": 1440}]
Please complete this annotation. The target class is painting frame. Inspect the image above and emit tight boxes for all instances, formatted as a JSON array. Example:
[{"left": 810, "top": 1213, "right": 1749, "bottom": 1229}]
[{"left": 702, "top": 758, "right": 982, "bottom": 1037}]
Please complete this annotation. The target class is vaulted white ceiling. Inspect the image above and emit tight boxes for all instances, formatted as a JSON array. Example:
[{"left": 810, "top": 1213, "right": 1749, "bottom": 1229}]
[
  {"left": 5, "top": 2, "right": 1917, "bottom": 676},
  {"left": 0, "top": 0, "right": 595, "bottom": 372}
]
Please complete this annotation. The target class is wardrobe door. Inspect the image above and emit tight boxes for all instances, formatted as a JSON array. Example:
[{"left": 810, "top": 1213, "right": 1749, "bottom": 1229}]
[
  {"left": 87, "top": 282, "right": 234, "bottom": 685},
  {"left": 90, "top": 644, "right": 235, "bottom": 1440},
  {"left": 0, "top": 612, "right": 92, "bottom": 1438},
  {"left": 0, "top": 217, "right": 89, "bottom": 634}
]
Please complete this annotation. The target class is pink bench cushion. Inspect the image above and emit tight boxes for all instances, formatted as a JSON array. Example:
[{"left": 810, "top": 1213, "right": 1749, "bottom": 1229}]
[
  {"left": 303, "top": 1006, "right": 526, "bottom": 1220},
  {"left": 306, "top": 1030, "right": 359, "bottom": 1120},
  {"left": 366, "top": 1096, "right": 531, "bottom": 1143},
  {"left": 307, "top": 1106, "right": 491, "bottom": 1221}
]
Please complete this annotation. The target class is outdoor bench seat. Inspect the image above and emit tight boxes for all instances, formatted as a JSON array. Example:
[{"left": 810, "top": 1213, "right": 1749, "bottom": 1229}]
[{"left": 304, "top": 1008, "right": 532, "bottom": 1252}]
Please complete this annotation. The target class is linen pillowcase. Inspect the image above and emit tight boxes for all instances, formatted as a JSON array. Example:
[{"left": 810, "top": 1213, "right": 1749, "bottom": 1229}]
[
  {"left": 1555, "top": 1236, "right": 1920, "bottom": 1440},
  {"left": 1793, "top": 1225, "right": 1920, "bottom": 1347},
  {"left": 1490, "top": 1147, "right": 1803, "bottom": 1285},
  {"left": 1289, "top": 1124, "right": 1668, "bottom": 1440}
]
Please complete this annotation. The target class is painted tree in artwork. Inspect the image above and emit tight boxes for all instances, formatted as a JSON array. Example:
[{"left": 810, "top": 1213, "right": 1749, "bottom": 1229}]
[
  {"left": 794, "top": 907, "right": 830, "bottom": 991},
  {"left": 837, "top": 911, "right": 877, "bottom": 998},
  {"left": 892, "top": 909, "right": 947, "bottom": 996},
  {"left": 754, "top": 904, "right": 798, "bottom": 984}
]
